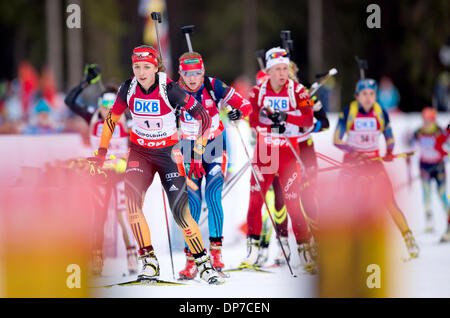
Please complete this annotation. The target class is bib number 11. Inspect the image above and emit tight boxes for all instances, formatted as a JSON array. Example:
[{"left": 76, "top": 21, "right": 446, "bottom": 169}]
[{"left": 142, "top": 119, "right": 162, "bottom": 130}]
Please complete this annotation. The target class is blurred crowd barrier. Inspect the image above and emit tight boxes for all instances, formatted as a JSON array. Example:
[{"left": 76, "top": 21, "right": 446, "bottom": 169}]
[{"left": 0, "top": 134, "right": 95, "bottom": 297}]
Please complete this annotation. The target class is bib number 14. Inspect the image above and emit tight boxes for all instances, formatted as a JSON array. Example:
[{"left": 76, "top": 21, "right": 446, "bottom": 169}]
[{"left": 359, "top": 133, "right": 376, "bottom": 145}]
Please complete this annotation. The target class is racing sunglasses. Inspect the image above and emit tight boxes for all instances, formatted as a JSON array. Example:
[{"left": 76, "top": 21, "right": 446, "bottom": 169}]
[
  {"left": 180, "top": 70, "right": 203, "bottom": 77},
  {"left": 268, "top": 51, "right": 289, "bottom": 59}
]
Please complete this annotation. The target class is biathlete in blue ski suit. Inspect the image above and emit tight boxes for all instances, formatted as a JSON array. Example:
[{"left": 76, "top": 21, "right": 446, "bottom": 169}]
[
  {"left": 176, "top": 52, "right": 252, "bottom": 279},
  {"left": 333, "top": 78, "right": 419, "bottom": 259}
]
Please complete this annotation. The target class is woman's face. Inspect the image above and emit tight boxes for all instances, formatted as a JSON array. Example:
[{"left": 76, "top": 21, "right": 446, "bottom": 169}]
[
  {"left": 356, "top": 88, "right": 377, "bottom": 112},
  {"left": 267, "top": 63, "right": 289, "bottom": 90},
  {"left": 180, "top": 69, "right": 205, "bottom": 91},
  {"left": 132, "top": 62, "right": 158, "bottom": 89}
]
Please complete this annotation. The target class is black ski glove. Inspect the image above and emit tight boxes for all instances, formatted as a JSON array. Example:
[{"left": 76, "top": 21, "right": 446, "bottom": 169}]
[
  {"left": 83, "top": 64, "right": 101, "bottom": 85},
  {"left": 228, "top": 108, "right": 243, "bottom": 121},
  {"left": 267, "top": 109, "right": 287, "bottom": 124}
]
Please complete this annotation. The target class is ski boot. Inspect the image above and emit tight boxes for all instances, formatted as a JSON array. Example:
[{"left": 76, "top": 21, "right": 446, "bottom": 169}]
[
  {"left": 273, "top": 236, "right": 291, "bottom": 267},
  {"left": 403, "top": 230, "right": 419, "bottom": 258},
  {"left": 126, "top": 246, "right": 138, "bottom": 275},
  {"left": 179, "top": 248, "right": 198, "bottom": 280},
  {"left": 210, "top": 241, "right": 228, "bottom": 278},
  {"left": 298, "top": 241, "right": 317, "bottom": 274},
  {"left": 238, "top": 237, "right": 260, "bottom": 269},
  {"left": 90, "top": 249, "right": 103, "bottom": 276},
  {"left": 440, "top": 227, "right": 450, "bottom": 243},
  {"left": 255, "top": 242, "right": 269, "bottom": 268},
  {"left": 195, "top": 253, "right": 225, "bottom": 285},
  {"left": 137, "top": 247, "right": 160, "bottom": 282}
]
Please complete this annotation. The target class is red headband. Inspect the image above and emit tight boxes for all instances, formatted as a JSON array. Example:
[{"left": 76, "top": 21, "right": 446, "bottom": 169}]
[
  {"left": 132, "top": 47, "right": 158, "bottom": 66},
  {"left": 179, "top": 56, "right": 204, "bottom": 73}
]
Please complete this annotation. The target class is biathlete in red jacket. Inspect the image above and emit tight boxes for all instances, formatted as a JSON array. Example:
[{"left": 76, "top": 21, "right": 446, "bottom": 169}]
[{"left": 241, "top": 47, "right": 317, "bottom": 273}]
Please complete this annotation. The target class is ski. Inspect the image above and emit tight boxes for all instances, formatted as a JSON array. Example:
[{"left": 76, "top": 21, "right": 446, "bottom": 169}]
[
  {"left": 178, "top": 277, "right": 202, "bottom": 283},
  {"left": 216, "top": 268, "right": 231, "bottom": 278},
  {"left": 99, "top": 278, "right": 186, "bottom": 287},
  {"left": 223, "top": 267, "right": 273, "bottom": 274}
]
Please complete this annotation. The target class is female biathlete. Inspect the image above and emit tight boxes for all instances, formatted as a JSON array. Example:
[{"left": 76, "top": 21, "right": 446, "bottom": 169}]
[
  {"left": 93, "top": 45, "right": 223, "bottom": 284},
  {"left": 242, "top": 47, "right": 317, "bottom": 273},
  {"left": 334, "top": 78, "right": 419, "bottom": 259},
  {"left": 255, "top": 62, "right": 329, "bottom": 268},
  {"left": 176, "top": 51, "right": 252, "bottom": 279},
  {"left": 258, "top": 102, "right": 329, "bottom": 267},
  {"left": 409, "top": 107, "right": 450, "bottom": 237}
]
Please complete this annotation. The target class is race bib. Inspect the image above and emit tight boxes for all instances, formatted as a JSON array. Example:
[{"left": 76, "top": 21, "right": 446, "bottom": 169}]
[
  {"left": 348, "top": 130, "right": 380, "bottom": 150},
  {"left": 131, "top": 112, "right": 177, "bottom": 140}
]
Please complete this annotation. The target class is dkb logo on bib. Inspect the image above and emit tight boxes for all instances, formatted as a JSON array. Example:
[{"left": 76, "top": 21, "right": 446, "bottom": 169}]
[
  {"left": 264, "top": 96, "right": 289, "bottom": 111},
  {"left": 354, "top": 117, "right": 376, "bottom": 131},
  {"left": 134, "top": 98, "right": 160, "bottom": 115}
]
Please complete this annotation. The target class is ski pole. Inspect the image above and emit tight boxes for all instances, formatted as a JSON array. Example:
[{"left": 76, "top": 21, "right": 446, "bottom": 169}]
[
  {"left": 222, "top": 162, "right": 250, "bottom": 199},
  {"left": 317, "top": 151, "right": 416, "bottom": 172},
  {"left": 369, "top": 151, "right": 416, "bottom": 161},
  {"left": 255, "top": 50, "right": 266, "bottom": 71},
  {"left": 263, "top": 105, "right": 318, "bottom": 233},
  {"left": 181, "top": 25, "right": 195, "bottom": 53},
  {"left": 226, "top": 106, "right": 297, "bottom": 277},
  {"left": 280, "top": 135, "right": 318, "bottom": 232},
  {"left": 161, "top": 188, "right": 175, "bottom": 280},
  {"left": 150, "top": 12, "right": 164, "bottom": 66},
  {"left": 316, "top": 152, "right": 344, "bottom": 167},
  {"left": 317, "top": 165, "right": 343, "bottom": 173}
]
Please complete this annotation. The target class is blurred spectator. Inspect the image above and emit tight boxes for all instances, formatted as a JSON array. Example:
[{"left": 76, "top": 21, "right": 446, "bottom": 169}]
[
  {"left": 4, "top": 80, "right": 24, "bottom": 122},
  {"left": 0, "top": 80, "right": 6, "bottom": 124},
  {"left": 434, "top": 71, "right": 450, "bottom": 111},
  {"left": 18, "top": 61, "right": 39, "bottom": 118},
  {"left": 41, "top": 67, "right": 57, "bottom": 107},
  {"left": 231, "top": 75, "right": 252, "bottom": 100},
  {"left": 433, "top": 40, "right": 450, "bottom": 111},
  {"left": 0, "top": 80, "right": 25, "bottom": 134},
  {"left": 377, "top": 76, "right": 400, "bottom": 113},
  {"left": 21, "top": 98, "right": 62, "bottom": 134}
]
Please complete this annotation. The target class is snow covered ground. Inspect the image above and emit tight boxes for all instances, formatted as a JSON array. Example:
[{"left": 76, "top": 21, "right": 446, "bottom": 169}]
[
  {"left": 90, "top": 113, "right": 450, "bottom": 298},
  {"left": 89, "top": 243, "right": 317, "bottom": 298}
]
